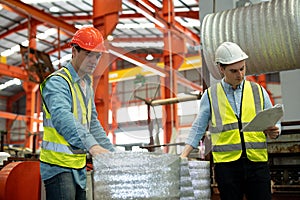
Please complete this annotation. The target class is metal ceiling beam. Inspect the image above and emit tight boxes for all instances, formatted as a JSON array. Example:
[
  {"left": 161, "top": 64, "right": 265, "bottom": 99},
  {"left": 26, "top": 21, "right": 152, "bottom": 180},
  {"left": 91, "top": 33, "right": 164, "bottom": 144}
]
[
  {"left": 123, "top": 0, "right": 200, "bottom": 44},
  {"left": 176, "top": 11, "right": 199, "bottom": 19},
  {"left": 1, "top": 3, "right": 27, "bottom": 18},
  {"left": 0, "top": 63, "right": 28, "bottom": 80},
  {"left": 0, "top": 0, "right": 77, "bottom": 36},
  {"left": 57, "top": 11, "right": 199, "bottom": 21},
  {"left": 120, "top": 11, "right": 199, "bottom": 20},
  {"left": 0, "top": 19, "right": 41, "bottom": 39},
  {"left": 108, "top": 44, "right": 168, "bottom": 77},
  {"left": 108, "top": 44, "right": 202, "bottom": 91},
  {"left": 0, "top": 111, "right": 28, "bottom": 121}
]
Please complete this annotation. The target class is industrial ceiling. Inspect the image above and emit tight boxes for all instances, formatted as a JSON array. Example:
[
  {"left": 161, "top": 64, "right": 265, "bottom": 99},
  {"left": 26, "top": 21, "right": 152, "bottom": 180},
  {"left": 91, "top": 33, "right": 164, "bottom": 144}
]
[{"left": 0, "top": 0, "right": 200, "bottom": 97}]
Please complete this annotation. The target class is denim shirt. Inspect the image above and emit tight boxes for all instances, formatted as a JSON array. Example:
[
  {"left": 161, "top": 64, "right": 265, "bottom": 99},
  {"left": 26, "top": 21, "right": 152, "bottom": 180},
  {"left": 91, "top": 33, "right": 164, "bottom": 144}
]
[
  {"left": 40, "top": 62, "right": 115, "bottom": 189},
  {"left": 186, "top": 79, "right": 277, "bottom": 148}
]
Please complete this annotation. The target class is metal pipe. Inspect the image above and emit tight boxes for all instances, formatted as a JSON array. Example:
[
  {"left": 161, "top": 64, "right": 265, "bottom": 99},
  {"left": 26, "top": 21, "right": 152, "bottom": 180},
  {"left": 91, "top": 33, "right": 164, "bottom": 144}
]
[
  {"left": 201, "top": 0, "right": 300, "bottom": 79},
  {"left": 150, "top": 94, "right": 201, "bottom": 106}
]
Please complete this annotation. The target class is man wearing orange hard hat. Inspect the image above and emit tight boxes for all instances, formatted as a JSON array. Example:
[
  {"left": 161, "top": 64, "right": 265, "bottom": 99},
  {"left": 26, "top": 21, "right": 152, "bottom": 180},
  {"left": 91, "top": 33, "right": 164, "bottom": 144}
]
[{"left": 40, "top": 26, "right": 115, "bottom": 200}]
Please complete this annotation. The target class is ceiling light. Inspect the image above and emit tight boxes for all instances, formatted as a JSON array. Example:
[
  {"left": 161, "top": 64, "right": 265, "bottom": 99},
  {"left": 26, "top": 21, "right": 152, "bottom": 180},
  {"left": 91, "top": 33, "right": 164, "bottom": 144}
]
[
  {"left": 37, "top": 33, "right": 47, "bottom": 40},
  {"left": 37, "top": 28, "right": 58, "bottom": 40},
  {"left": 1, "top": 49, "right": 14, "bottom": 57},
  {"left": 146, "top": 54, "right": 154, "bottom": 61},
  {"left": 45, "top": 28, "right": 57, "bottom": 36},
  {"left": 49, "top": 6, "right": 60, "bottom": 12},
  {"left": 11, "top": 45, "right": 20, "bottom": 52},
  {"left": 107, "top": 35, "right": 114, "bottom": 41},
  {"left": 0, "top": 4, "right": 3, "bottom": 11},
  {"left": 22, "top": 40, "right": 29, "bottom": 47},
  {"left": 0, "top": 78, "right": 21, "bottom": 90}
]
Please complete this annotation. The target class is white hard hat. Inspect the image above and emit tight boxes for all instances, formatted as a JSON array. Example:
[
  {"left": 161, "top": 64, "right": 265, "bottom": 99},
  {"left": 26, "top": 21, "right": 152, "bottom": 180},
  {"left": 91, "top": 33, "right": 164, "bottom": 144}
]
[{"left": 215, "top": 42, "right": 248, "bottom": 64}]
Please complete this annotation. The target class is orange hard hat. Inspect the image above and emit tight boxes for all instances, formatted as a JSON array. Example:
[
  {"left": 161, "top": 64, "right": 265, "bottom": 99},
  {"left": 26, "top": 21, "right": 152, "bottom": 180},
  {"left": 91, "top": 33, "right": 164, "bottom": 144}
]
[{"left": 70, "top": 26, "right": 106, "bottom": 52}]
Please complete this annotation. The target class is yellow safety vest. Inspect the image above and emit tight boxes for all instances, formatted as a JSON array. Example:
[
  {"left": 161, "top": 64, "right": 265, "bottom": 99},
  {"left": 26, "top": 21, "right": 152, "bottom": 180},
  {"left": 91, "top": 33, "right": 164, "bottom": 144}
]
[
  {"left": 208, "top": 81, "right": 268, "bottom": 163},
  {"left": 39, "top": 67, "right": 92, "bottom": 169}
]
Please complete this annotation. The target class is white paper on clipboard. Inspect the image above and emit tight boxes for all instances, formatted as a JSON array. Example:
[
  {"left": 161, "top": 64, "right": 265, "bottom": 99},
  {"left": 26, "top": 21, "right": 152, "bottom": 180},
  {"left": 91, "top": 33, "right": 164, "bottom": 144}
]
[{"left": 241, "top": 104, "right": 284, "bottom": 132}]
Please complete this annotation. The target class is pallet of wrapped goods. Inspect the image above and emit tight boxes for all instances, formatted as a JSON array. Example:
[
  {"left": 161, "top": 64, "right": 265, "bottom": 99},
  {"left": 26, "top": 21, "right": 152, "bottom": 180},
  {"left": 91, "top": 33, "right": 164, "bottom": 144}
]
[
  {"left": 93, "top": 151, "right": 180, "bottom": 200},
  {"left": 188, "top": 160, "right": 211, "bottom": 200}
]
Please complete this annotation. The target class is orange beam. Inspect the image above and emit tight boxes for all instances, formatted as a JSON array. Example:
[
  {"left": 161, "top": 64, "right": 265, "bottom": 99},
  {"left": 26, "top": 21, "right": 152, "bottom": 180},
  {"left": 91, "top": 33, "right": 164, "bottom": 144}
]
[
  {"left": 108, "top": 44, "right": 168, "bottom": 77},
  {"left": 58, "top": 11, "right": 199, "bottom": 20},
  {"left": 0, "top": 111, "right": 43, "bottom": 123},
  {"left": 0, "top": 19, "right": 41, "bottom": 39},
  {"left": 0, "top": 111, "right": 28, "bottom": 121},
  {"left": 110, "top": 62, "right": 119, "bottom": 144},
  {"left": 93, "top": 0, "right": 122, "bottom": 132},
  {"left": 176, "top": 11, "right": 199, "bottom": 20},
  {"left": 1, "top": 0, "right": 77, "bottom": 36},
  {"left": 23, "top": 81, "right": 39, "bottom": 148},
  {"left": 0, "top": 3, "right": 27, "bottom": 18},
  {"left": 0, "top": 63, "right": 28, "bottom": 80},
  {"left": 0, "top": 111, "right": 42, "bottom": 123},
  {"left": 162, "top": 0, "right": 179, "bottom": 149},
  {"left": 0, "top": 6, "right": 72, "bottom": 40}
]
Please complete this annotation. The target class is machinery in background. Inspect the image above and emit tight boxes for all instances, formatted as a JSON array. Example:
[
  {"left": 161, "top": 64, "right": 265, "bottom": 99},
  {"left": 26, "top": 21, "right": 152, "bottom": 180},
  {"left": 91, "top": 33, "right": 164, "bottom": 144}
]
[
  {"left": 268, "top": 121, "right": 300, "bottom": 197},
  {"left": 0, "top": 160, "right": 41, "bottom": 200}
]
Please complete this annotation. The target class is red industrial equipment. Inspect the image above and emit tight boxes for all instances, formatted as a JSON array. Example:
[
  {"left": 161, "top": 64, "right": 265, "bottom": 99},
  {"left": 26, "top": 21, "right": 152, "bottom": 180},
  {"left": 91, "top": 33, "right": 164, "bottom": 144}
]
[{"left": 0, "top": 161, "right": 41, "bottom": 200}]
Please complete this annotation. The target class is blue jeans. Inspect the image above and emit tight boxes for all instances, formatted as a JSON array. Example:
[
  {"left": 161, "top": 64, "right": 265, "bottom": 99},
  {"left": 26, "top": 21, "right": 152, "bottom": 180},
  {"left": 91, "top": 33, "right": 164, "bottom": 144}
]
[{"left": 44, "top": 172, "right": 86, "bottom": 200}]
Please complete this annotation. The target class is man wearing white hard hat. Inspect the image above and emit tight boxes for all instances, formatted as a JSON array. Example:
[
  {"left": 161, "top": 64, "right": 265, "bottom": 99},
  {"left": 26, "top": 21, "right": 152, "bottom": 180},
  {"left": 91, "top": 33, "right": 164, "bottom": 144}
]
[{"left": 181, "top": 42, "right": 280, "bottom": 200}]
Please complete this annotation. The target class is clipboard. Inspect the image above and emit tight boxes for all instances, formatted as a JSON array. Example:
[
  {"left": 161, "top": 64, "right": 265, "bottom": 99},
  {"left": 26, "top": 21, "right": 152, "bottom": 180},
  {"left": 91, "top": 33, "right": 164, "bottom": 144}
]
[{"left": 241, "top": 104, "right": 284, "bottom": 132}]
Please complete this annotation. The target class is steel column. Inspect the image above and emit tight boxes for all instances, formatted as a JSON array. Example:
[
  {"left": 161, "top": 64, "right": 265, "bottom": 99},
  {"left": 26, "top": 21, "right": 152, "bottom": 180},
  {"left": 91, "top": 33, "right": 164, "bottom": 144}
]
[
  {"left": 161, "top": 0, "right": 187, "bottom": 151},
  {"left": 93, "top": 0, "right": 122, "bottom": 132}
]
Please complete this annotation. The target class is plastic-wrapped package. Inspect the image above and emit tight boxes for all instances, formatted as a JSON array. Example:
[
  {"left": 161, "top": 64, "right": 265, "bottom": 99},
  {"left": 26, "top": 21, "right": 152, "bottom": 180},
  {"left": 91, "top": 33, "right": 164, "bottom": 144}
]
[
  {"left": 188, "top": 160, "right": 211, "bottom": 200},
  {"left": 180, "top": 158, "right": 195, "bottom": 199},
  {"left": 93, "top": 152, "right": 180, "bottom": 200}
]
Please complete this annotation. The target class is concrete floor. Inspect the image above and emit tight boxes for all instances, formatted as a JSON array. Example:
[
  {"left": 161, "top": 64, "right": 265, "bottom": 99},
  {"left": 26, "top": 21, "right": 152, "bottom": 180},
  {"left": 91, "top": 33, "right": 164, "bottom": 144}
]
[{"left": 211, "top": 193, "right": 300, "bottom": 200}]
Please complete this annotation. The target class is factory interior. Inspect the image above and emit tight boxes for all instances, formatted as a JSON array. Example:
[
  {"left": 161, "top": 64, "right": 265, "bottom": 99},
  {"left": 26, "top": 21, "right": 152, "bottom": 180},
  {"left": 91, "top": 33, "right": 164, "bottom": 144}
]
[{"left": 0, "top": 0, "right": 299, "bottom": 199}]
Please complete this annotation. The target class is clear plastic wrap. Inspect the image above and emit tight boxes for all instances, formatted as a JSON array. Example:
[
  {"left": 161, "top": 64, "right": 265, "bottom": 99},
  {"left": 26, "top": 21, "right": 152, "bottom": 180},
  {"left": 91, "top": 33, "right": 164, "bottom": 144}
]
[
  {"left": 187, "top": 160, "right": 211, "bottom": 200},
  {"left": 180, "top": 158, "right": 194, "bottom": 199},
  {"left": 93, "top": 152, "right": 180, "bottom": 200}
]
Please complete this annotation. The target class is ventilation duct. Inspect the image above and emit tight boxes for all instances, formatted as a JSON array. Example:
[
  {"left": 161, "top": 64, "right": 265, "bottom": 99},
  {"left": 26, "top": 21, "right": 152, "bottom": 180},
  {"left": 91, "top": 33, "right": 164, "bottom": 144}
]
[{"left": 201, "top": 0, "right": 300, "bottom": 80}]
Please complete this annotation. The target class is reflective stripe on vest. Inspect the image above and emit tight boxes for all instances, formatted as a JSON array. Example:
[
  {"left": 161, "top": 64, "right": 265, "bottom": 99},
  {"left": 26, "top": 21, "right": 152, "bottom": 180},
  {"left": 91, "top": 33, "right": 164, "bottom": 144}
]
[
  {"left": 40, "top": 67, "right": 92, "bottom": 169},
  {"left": 208, "top": 81, "right": 268, "bottom": 163}
]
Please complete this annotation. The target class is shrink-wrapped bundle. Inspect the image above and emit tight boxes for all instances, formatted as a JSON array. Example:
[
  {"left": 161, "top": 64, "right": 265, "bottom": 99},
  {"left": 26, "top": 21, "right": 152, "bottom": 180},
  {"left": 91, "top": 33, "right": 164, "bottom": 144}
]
[
  {"left": 93, "top": 152, "right": 180, "bottom": 200},
  {"left": 180, "top": 158, "right": 195, "bottom": 199},
  {"left": 188, "top": 160, "right": 211, "bottom": 200}
]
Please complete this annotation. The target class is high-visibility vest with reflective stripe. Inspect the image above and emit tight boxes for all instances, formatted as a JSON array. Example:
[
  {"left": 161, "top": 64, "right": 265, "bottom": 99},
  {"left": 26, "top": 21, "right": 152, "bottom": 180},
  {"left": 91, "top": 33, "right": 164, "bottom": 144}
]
[
  {"left": 208, "top": 81, "right": 268, "bottom": 163},
  {"left": 40, "top": 67, "right": 92, "bottom": 169}
]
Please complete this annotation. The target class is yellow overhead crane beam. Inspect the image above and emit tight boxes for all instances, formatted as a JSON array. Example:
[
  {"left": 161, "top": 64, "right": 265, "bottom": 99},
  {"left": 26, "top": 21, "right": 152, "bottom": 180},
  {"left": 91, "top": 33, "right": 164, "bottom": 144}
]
[
  {"left": 109, "top": 55, "right": 201, "bottom": 83},
  {"left": 0, "top": 56, "right": 6, "bottom": 63}
]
